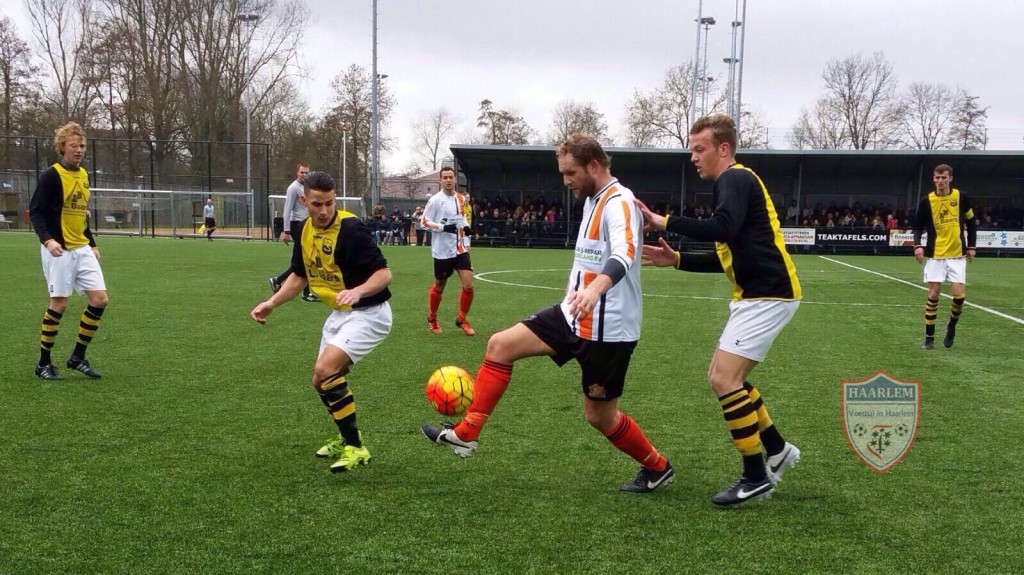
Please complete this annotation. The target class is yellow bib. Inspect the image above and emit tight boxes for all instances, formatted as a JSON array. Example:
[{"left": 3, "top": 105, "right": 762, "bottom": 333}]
[
  {"left": 301, "top": 211, "right": 357, "bottom": 310},
  {"left": 55, "top": 163, "right": 91, "bottom": 248}
]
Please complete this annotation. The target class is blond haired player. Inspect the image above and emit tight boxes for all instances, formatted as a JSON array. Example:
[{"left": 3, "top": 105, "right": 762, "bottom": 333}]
[
  {"left": 29, "top": 121, "right": 107, "bottom": 380},
  {"left": 638, "top": 113, "right": 801, "bottom": 506}
]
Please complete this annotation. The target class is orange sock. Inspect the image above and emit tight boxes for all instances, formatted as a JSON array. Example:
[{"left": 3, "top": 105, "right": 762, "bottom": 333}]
[
  {"left": 454, "top": 356, "right": 512, "bottom": 440},
  {"left": 457, "top": 288, "right": 474, "bottom": 321},
  {"left": 604, "top": 412, "right": 667, "bottom": 471},
  {"left": 428, "top": 285, "right": 442, "bottom": 320}
]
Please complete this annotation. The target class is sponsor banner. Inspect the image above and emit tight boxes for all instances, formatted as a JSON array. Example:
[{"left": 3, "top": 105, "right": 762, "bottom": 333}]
[
  {"left": 975, "top": 230, "right": 1024, "bottom": 249},
  {"left": 842, "top": 370, "right": 920, "bottom": 473},
  {"left": 782, "top": 227, "right": 815, "bottom": 246},
  {"left": 815, "top": 228, "right": 889, "bottom": 247},
  {"left": 888, "top": 229, "right": 919, "bottom": 247},
  {"left": 889, "top": 229, "right": 1024, "bottom": 249}
]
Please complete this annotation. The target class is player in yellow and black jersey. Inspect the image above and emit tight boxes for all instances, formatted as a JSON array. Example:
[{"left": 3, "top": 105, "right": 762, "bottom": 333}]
[
  {"left": 28, "top": 121, "right": 108, "bottom": 380},
  {"left": 637, "top": 113, "right": 802, "bottom": 507},
  {"left": 250, "top": 171, "right": 392, "bottom": 474},
  {"left": 912, "top": 164, "right": 976, "bottom": 349}
]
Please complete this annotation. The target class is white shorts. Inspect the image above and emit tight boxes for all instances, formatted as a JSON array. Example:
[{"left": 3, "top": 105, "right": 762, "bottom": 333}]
[
  {"left": 718, "top": 299, "right": 800, "bottom": 362},
  {"left": 319, "top": 302, "right": 392, "bottom": 363},
  {"left": 924, "top": 257, "right": 967, "bottom": 284},
  {"left": 41, "top": 244, "right": 106, "bottom": 297}
]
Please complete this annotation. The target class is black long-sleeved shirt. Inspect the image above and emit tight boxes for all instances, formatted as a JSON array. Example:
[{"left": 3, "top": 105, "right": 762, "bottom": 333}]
[
  {"left": 913, "top": 188, "right": 976, "bottom": 259},
  {"left": 666, "top": 163, "right": 801, "bottom": 301}
]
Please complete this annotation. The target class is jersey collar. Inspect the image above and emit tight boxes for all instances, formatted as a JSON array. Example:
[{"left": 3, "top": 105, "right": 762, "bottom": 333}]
[{"left": 594, "top": 178, "right": 619, "bottom": 200}]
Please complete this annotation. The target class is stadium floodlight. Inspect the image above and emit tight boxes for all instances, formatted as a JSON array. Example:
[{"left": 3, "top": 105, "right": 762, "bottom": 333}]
[
  {"left": 371, "top": 0, "right": 380, "bottom": 211},
  {"left": 237, "top": 11, "right": 261, "bottom": 238}
]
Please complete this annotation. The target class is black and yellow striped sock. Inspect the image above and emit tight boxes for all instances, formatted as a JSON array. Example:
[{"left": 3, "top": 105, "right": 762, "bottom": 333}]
[
  {"left": 949, "top": 294, "right": 965, "bottom": 325},
  {"left": 719, "top": 387, "right": 766, "bottom": 481},
  {"left": 924, "top": 297, "right": 939, "bottom": 337},
  {"left": 39, "top": 308, "right": 63, "bottom": 365},
  {"left": 743, "top": 381, "right": 785, "bottom": 456},
  {"left": 316, "top": 372, "right": 361, "bottom": 447},
  {"left": 72, "top": 305, "right": 105, "bottom": 359}
]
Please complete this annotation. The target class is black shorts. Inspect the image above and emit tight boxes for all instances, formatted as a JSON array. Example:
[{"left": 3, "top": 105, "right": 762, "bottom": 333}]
[
  {"left": 204, "top": 217, "right": 216, "bottom": 228},
  {"left": 521, "top": 305, "right": 637, "bottom": 401},
  {"left": 434, "top": 252, "right": 473, "bottom": 280}
]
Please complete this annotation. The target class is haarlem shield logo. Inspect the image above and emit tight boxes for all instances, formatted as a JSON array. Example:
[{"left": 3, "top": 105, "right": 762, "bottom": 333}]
[{"left": 841, "top": 370, "right": 920, "bottom": 472}]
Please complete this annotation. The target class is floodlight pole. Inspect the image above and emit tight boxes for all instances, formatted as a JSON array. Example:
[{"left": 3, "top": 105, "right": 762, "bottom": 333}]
[
  {"left": 341, "top": 123, "right": 348, "bottom": 197},
  {"left": 688, "top": 0, "right": 703, "bottom": 136},
  {"left": 237, "top": 11, "right": 260, "bottom": 237},
  {"left": 736, "top": 0, "right": 748, "bottom": 135},
  {"left": 370, "top": 0, "right": 379, "bottom": 209}
]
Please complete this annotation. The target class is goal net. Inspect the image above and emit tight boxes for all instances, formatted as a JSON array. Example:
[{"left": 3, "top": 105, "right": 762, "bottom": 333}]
[{"left": 90, "top": 188, "right": 255, "bottom": 239}]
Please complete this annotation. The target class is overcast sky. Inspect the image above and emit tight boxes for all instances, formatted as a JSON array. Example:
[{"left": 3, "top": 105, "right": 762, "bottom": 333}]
[{"left": 7, "top": 0, "right": 1024, "bottom": 173}]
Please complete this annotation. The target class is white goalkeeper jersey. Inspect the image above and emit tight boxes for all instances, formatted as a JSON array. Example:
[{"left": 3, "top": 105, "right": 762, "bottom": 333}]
[
  {"left": 559, "top": 179, "right": 643, "bottom": 342},
  {"left": 422, "top": 189, "right": 469, "bottom": 259}
]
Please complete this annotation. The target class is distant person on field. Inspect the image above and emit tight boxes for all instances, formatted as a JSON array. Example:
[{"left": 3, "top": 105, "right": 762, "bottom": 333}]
[
  {"left": 250, "top": 171, "right": 392, "bottom": 473},
  {"left": 203, "top": 197, "right": 216, "bottom": 240},
  {"left": 412, "top": 205, "right": 426, "bottom": 245},
  {"left": 420, "top": 166, "right": 475, "bottom": 335},
  {"left": 269, "top": 162, "right": 317, "bottom": 302},
  {"left": 28, "top": 121, "right": 107, "bottom": 380},
  {"left": 637, "top": 113, "right": 802, "bottom": 507},
  {"left": 913, "top": 163, "right": 976, "bottom": 350},
  {"left": 422, "top": 133, "right": 675, "bottom": 494}
]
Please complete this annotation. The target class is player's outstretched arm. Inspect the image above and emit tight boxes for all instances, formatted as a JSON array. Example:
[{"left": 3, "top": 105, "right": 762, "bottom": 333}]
[
  {"left": 634, "top": 199, "right": 667, "bottom": 233},
  {"left": 250, "top": 274, "right": 306, "bottom": 323},
  {"left": 641, "top": 237, "right": 678, "bottom": 267}
]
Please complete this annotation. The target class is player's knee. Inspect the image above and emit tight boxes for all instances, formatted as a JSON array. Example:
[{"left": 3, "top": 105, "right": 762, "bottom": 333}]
[
  {"left": 48, "top": 297, "right": 68, "bottom": 313},
  {"left": 88, "top": 291, "right": 109, "bottom": 307},
  {"left": 484, "top": 332, "right": 514, "bottom": 362},
  {"left": 311, "top": 363, "right": 347, "bottom": 386},
  {"left": 707, "top": 372, "right": 738, "bottom": 396}
]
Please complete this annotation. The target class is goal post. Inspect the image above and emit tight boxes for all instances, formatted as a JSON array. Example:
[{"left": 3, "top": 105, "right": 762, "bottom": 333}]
[{"left": 90, "top": 188, "right": 256, "bottom": 239}]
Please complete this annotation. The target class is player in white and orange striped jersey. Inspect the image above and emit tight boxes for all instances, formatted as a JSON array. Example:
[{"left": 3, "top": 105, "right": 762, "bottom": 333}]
[
  {"left": 422, "top": 134, "right": 674, "bottom": 493},
  {"left": 421, "top": 166, "right": 475, "bottom": 335}
]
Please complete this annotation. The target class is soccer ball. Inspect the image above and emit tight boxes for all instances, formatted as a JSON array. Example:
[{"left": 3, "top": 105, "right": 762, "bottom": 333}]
[{"left": 425, "top": 366, "right": 475, "bottom": 416}]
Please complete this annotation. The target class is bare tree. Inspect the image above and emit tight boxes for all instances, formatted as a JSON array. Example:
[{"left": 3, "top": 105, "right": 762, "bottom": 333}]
[
  {"left": 948, "top": 93, "right": 988, "bottom": 150},
  {"left": 319, "top": 64, "right": 396, "bottom": 199},
  {"left": 546, "top": 99, "right": 610, "bottom": 145},
  {"left": 737, "top": 107, "right": 769, "bottom": 149},
  {"left": 820, "top": 51, "right": 903, "bottom": 149},
  {"left": 476, "top": 99, "right": 533, "bottom": 145},
  {"left": 624, "top": 63, "right": 726, "bottom": 148},
  {"left": 26, "top": 0, "right": 99, "bottom": 122},
  {"left": 623, "top": 90, "right": 660, "bottom": 147},
  {"left": 625, "top": 64, "right": 695, "bottom": 148},
  {"left": 0, "top": 15, "right": 40, "bottom": 139},
  {"left": 789, "top": 99, "right": 848, "bottom": 149},
  {"left": 410, "top": 106, "right": 458, "bottom": 172},
  {"left": 898, "top": 82, "right": 962, "bottom": 149}
]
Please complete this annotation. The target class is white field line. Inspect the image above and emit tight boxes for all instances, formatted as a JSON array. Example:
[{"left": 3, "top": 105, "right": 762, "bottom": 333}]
[
  {"left": 474, "top": 269, "right": 919, "bottom": 307},
  {"left": 818, "top": 256, "right": 1024, "bottom": 326}
]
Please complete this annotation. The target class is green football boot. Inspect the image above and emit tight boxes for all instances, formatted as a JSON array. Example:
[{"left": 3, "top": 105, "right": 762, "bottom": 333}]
[{"left": 329, "top": 444, "right": 371, "bottom": 473}]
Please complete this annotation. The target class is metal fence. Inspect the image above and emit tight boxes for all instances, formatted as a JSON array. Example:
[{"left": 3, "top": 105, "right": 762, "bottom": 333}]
[{"left": 0, "top": 136, "right": 273, "bottom": 238}]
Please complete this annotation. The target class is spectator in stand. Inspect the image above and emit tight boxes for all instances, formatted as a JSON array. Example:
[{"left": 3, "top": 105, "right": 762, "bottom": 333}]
[
  {"left": 786, "top": 200, "right": 799, "bottom": 226},
  {"left": 886, "top": 214, "right": 897, "bottom": 230}
]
